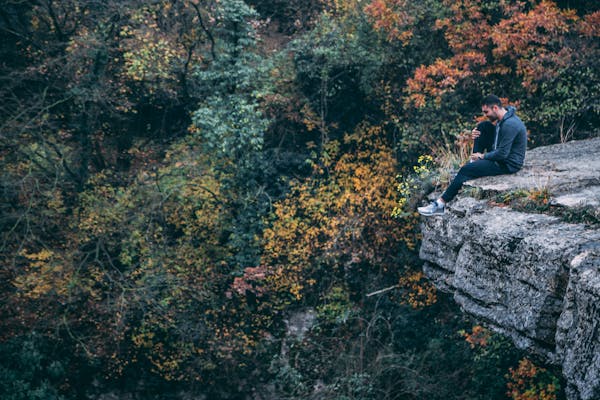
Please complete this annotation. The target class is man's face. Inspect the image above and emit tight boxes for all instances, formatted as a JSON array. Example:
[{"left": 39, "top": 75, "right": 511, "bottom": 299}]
[{"left": 482, "top": 104, "right": 499, "bottom": 122}]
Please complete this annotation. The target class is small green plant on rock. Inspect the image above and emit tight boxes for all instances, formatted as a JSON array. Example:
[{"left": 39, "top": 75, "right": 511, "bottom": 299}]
[
  {"left": 496, "top": 189, "right": 530, "bottom": 205},
  {"left": 393, "top": 155, "right": 437, "bottom": 217},
  {"left": 557, "top": 206, "right": 599, "bottom": 226},
  {"left": 493, "top": 186, "right": 551, "bottom": 212}
]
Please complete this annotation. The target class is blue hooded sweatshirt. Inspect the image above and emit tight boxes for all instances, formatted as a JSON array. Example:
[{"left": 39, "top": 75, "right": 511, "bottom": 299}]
[{"left": 483, "top": 106, "right": 527, "bottom": 173}]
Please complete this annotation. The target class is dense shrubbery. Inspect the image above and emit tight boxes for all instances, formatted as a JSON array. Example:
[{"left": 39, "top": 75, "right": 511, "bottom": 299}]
[{"left": 1, "top": 0, "right": 596, "bottom": 398}]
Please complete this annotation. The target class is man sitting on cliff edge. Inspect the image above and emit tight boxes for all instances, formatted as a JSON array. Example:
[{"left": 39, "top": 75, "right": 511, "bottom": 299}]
[{"left": 418, "top": 94, "right": 527, "bottom": 216}]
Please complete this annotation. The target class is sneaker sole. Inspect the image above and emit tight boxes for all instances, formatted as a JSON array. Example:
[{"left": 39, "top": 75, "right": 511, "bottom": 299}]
[{"left": 418, "top": 210, "right": 445, "bottom": 216}]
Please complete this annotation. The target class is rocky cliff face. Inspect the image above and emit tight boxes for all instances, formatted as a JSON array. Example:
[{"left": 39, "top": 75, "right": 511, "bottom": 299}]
[{"left": 419, "top": 137, "right": 600, "bottom": 400}]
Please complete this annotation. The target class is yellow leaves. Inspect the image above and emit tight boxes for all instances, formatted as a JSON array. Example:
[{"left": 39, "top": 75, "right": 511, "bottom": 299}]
[
  {"left": 262, "top": 123, "right": 421, "bottom": 304},
  {"left": 30, "top": 15, "right": 40, "bottom": 31},
  {"left": 13, "top": 248, "right": 88, "bottom": 300},
  {"left": 162, "top": 174, "right": 226, "bottom": 249},
  {"left": 132, "top": 330, "right": 156, "bottom": 349},
  {"left": 414, "top": 154, "right": 434, "bottom": 175},
  {"left": 397, "top": 271, "right": 437, "bottom": 309},
  {"left": 301, "top": 103, "right": 320, "bottom": 132},
  {"left": 76, "top": 175, "right": 124, "bottom": 239},
  {"left": 45, "top": 188, "right": 66, "bottom": 213},
  {"left": 316, "top": 285, "right": 353, "bottom": 324},
  {"left": 122, "top": 36, "right": 178, "bottom": 83},
  {"left": 290, "top": 283, "right": 304, "bottom": 300},
  {"left": 134, "top": 327, "right": 194, "bottom": 381},
  {"left": 14, "top": 249, "right": 60, "bottom": 299},
  {"left": 118, "top": 4, "right": 190, "bottom": 93},
  {"left": 393, "top": 154, "right": 436, "bottom": 220},
  {"left": 20, "top": 248, "right": 54, "bottom": 266}
]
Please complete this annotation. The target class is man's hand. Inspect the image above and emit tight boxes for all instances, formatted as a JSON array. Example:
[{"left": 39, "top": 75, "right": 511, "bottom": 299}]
[
  {"left": 471, "top": 128, "right": 481, "bottom": 139},
  {"left": 470, "top": 152, "right": 484, "bottom": 161}
]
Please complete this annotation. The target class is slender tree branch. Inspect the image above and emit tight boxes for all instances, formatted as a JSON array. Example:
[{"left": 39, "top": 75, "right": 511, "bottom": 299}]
[{"left": 191, "top": 1, "right": 216, "bottom": 61}]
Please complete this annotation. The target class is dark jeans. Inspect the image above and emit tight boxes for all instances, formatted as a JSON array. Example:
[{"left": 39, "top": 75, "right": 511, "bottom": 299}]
[
  {"left": 441, "top": 159, "right": 509, "bottom": 203},
  {"left": 441, "top": 122, "right": 507, "bottom": 203}
]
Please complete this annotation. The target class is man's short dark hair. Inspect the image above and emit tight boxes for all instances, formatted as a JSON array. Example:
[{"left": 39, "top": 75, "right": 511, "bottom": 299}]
[{"left": 481, "top": 94, "right": 502, "bottom": 107}]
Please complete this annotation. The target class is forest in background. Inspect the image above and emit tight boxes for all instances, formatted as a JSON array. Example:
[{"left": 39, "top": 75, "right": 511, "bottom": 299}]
[{"left": 1, "top": 0, "right": 598, "bottom": 398}]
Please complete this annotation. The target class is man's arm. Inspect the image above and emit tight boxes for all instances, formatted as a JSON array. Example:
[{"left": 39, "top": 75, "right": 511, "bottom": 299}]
[
  {"left": 483, "top": 121, "right": 521, "bottom": 162},
  {"left": 472, "top": 121, "right": 495, "bottom": 154}
]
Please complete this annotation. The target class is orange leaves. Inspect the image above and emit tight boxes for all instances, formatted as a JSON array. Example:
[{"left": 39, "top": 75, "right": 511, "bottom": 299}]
[
  {"left": 436, "top": 0, "right": 492, "bottom": 53},
  {"left": 407, "top": 48, "right": 490, "bottom": 108},
  {"left": 454, "top": 51, "right": 487, "bottom": 69},
  {"left": 230, "top": 266, "right": 268, "bottom": 297},
  {"left": 405, "top": 0, "right": 591, "bottom": 107},
  {"left": 492, "top": 1, "right": 579, "bottom": 90},
  {"left": 506, "top": 358, "right": 560, "bottom": 400},
  {"left": 405, "top": 0, "right": 494, "bottom": 107},
  {"left": 460, "top": 325, "right": 492, "bottom": 349},
  {"left": 363, "top": 0, "right": 414, "bottom": 44},
  {"left": 579, "top": 11, "right": 600, "bottom": 37},
  {"left": 406, "top": 59, "right": 474, "bottom": 107},
  {"left": 397, "top": 271, "right": 437, "bottom": 308},
  {"left": 493, "top": 1, "right": 574, "bottom": 56}
]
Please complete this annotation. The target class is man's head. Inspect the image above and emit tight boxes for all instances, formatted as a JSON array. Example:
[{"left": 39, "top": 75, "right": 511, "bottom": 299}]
[{"left": 481, "top": 94, "right": 504, "bottom": 122}]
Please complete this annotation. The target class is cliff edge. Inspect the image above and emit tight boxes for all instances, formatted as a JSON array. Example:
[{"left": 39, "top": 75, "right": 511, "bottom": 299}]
[{"left": 419, "top": 137, "right": 600, "bottom": 400}]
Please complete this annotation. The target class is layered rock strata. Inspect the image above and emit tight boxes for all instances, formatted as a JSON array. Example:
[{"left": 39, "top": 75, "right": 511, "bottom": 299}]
[{"left": 419, "top": 137, "right": 600, "bottom": 400}]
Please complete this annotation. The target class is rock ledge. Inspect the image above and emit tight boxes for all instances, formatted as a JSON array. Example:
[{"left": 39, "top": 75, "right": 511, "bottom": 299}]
[{"left": 419, "top": 137, "right": 600, "bottom": 400}]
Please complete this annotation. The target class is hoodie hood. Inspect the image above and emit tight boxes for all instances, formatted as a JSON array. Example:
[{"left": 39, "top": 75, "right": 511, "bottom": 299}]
[{"left": 502, "top": 106, "right": 516, "bottom": 121}]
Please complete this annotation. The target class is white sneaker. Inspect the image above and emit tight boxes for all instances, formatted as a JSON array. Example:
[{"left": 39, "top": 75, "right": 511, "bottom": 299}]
[{"left": 417, "top": 201, "right": 445, "bottom": 216}]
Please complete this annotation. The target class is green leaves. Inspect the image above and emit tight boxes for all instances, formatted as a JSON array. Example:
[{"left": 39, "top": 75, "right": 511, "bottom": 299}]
[{"left": 193, "top": 96, "right": 267, "bottom": 156}]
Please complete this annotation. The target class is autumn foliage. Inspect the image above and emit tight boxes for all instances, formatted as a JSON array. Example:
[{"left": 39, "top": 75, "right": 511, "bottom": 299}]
[
  {"left": 507, "top": 358, "right": 561, "bottom": 400},
  {"left": 1, "top": 0, "right": 590, "bottom": 398},
  {"left": 403, "top": 0, "right": 596, "bottom": 106},
  {"left": 261, "top": 124, "right": 433, "bottom": 308}
]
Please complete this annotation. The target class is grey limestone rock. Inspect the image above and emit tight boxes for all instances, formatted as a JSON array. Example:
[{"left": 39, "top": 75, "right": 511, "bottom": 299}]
[
  {"left": 556, "top": 247, "right": 600, "bottom": 400},
  {"left": 419, "top": 137, "right": 600, "bottom": 400},
  {"left": 552, "top": 187, "right": 600, "bottom": 210}
]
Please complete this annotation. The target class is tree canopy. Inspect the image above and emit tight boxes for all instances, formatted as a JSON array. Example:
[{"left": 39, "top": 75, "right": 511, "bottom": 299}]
[{"left": 1, "top": 0, "right": 597, "bottom": 398}]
